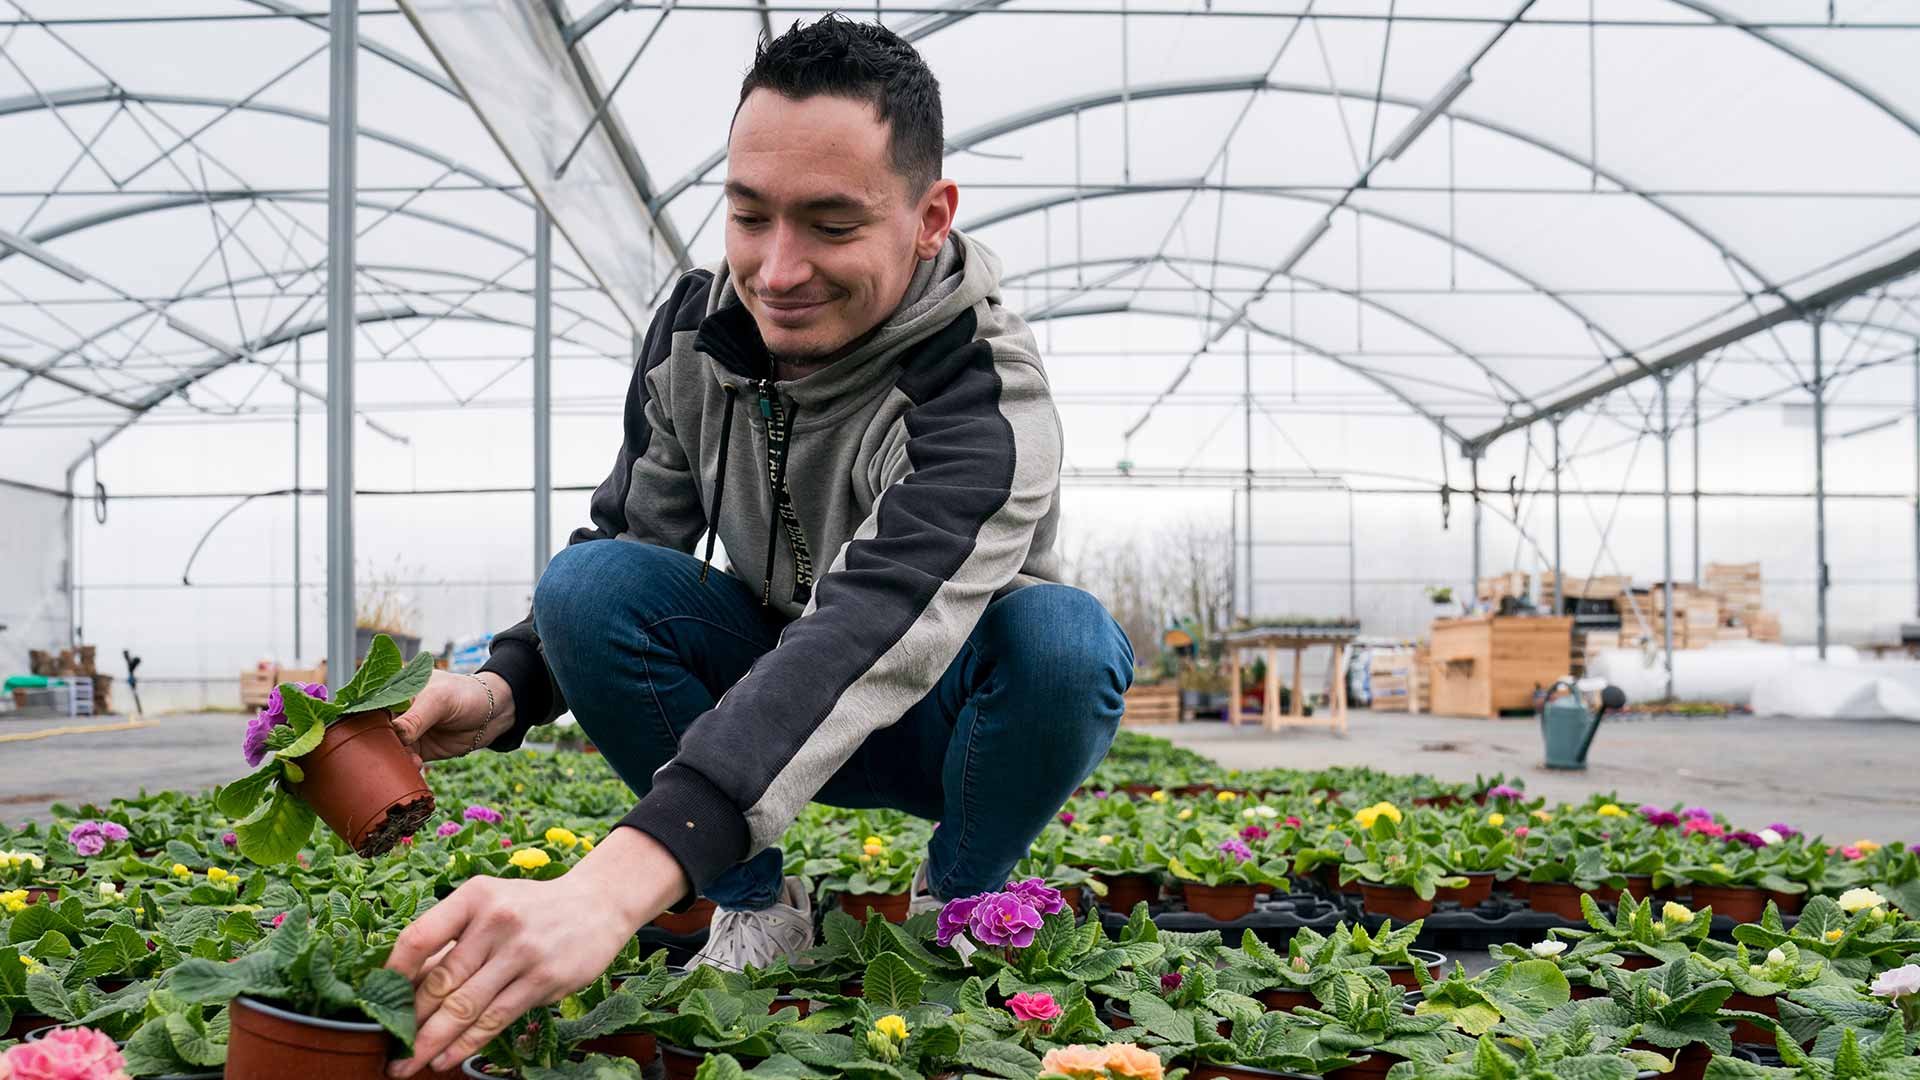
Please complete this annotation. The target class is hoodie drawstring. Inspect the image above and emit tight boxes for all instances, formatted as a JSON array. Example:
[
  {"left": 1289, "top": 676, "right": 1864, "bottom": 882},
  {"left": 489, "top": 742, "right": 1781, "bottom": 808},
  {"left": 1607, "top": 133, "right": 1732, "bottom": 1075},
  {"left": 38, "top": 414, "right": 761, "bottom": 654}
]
[
  {"left": 699, "top": 383, "right": 739, "bottom": 584},
  {"left": 760, "top": 395, "right": 801, "bottom": 606}
]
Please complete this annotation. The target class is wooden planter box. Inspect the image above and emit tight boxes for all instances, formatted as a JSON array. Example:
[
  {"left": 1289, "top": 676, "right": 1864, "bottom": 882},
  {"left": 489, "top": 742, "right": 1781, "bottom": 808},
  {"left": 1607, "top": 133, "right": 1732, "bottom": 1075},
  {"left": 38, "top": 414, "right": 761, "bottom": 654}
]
[
  {"left": 1428, "top": 616, "right": 1572, "bottom": 718},
  {"left": 1121, "top": 683, "right": 1181, "bottom": 727}
]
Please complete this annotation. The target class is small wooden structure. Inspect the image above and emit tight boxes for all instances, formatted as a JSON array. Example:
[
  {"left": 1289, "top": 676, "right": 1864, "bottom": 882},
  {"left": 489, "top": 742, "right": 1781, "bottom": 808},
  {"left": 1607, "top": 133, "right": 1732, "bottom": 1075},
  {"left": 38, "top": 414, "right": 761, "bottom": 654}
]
[
  {"left": 240, "top": 662, "right": 328, "bottom": 709},
  {"left": 1427, "top": 615, "right": 1573, "bottom": 718},
  {"left": 1120, "top": 682, "right": 1181, "bottom": 727},
  {"left": 1224, "top": 624, "right": 1357, "bottom": 734}
]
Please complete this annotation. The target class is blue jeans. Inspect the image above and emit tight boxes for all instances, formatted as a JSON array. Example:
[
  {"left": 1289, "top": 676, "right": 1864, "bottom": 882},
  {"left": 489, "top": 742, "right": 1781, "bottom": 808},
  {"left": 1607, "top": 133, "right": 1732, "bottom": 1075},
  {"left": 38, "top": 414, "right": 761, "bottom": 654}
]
[{"left": 533, "top": 540, "right": 1133, "bottom": 910}]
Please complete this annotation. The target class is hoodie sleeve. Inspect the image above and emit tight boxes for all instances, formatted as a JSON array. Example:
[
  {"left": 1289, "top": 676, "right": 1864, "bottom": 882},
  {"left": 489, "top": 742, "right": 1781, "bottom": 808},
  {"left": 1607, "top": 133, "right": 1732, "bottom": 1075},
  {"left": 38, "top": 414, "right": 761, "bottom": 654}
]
[
  {"left": 477, "top": 269, "right": 714, "bottom": 748},
  {"left": 618, "top": 322, "right": 1062, "bottom": 893}
]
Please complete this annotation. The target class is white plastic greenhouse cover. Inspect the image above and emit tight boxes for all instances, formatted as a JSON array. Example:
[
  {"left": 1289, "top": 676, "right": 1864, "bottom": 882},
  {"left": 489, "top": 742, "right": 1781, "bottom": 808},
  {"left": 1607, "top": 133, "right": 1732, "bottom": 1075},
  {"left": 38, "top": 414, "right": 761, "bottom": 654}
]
[{"left": 4, "top": 1, "right": 1920, "bottom": 691}]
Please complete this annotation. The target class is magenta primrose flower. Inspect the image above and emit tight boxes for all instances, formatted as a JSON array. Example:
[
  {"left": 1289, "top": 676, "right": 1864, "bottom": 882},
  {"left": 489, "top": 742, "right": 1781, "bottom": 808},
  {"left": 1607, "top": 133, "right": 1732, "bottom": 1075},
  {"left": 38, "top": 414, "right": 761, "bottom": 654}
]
[
  {"left": 969, "top": 892, "right": 1045, "bottom": 949},
  {"left": 1160, "top": 972, "right": 1184, "bottom": 993},
  {"left": 1058, "top": 811, "right": 1075, "bottom": 826},
  {"left": 463, "top": 805, "right": 504, "bottom": 824},
  {"left": 1241, "top": 825, "right": 1270, "bottom": 842},
  {"left": 242, "top": 682, "right": 329, "bottom": 767},
  {"left": 1767, "top": 823, "right": 1802, "bottom": 839},
  {"left": 1726, "top": 830, "right": 1767, "bottom": 849},
  {"left": 936, "top": 895, "right": 982, "bottom": 947},
  {"left": 1006, "top": 878, "right": 1067, "bottom": 916},
  {"left": 1218, "top": 837, "right": 1254, "bottom": 864},
  {"left": 67, "top": 821, "right": 129, "bottom": 857},
  {"left": 1486, "top": 784, "right": 1524, "bottom": 800},
  {"left": 1007, "top": 992, "right": 1062, "bottom": 1023},
  {"left": 1682, "top": 806, "right": 1714, "bottom": 820},
  {"left": 436, "top": 821, "right": 462, "bottom": 838}
]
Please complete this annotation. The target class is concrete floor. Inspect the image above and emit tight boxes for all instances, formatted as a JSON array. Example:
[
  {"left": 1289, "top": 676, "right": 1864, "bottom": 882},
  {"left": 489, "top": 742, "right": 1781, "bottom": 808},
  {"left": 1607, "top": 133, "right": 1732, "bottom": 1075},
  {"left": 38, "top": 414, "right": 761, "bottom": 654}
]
[
  {"left": 1161, "top": 709, "right": 1920, "bottom": 843},
  {"left": 2, "top": 709, "right": 1917, "bottom": 845}
]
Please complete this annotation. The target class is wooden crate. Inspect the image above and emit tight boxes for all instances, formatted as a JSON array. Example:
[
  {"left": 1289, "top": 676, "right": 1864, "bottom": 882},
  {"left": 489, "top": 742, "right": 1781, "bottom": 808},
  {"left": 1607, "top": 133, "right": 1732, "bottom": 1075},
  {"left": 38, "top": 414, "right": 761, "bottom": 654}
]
[
  {"left": 1477, "top": 571, "right": 1530, "bottom": 604},
  {"left": 239, "top": 662, "right": 329, "bottom": 709},
  {"left": 1368, "top": 649, "right": 1416, "bottom": 712},
  {"left": 1428, "top": 616, "right": 1573, "bottom": 718},
  {"left": 1121, "top": 683, "right": 1181, "bottom": 727}
]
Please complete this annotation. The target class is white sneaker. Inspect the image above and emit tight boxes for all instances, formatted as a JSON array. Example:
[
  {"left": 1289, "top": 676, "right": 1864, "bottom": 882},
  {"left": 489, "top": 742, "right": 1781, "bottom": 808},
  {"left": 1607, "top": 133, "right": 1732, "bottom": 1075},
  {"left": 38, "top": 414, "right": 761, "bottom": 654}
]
[
  {"left": 689, "top": 876, "right": 814, "bottom": 971},
  {"left": 909, "top": 863, "right": 942, "bottom": 915}
]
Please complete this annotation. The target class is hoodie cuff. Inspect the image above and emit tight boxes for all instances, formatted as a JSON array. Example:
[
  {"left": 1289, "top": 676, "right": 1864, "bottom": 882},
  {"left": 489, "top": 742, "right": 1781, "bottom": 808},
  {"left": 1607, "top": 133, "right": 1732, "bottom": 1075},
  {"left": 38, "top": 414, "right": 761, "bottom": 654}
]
[
  {"left": 619, "top": 763, "right": 751, "bottom": 904},
  {"left": 477, "top": 640, "right": 552, "bottom": 752}
]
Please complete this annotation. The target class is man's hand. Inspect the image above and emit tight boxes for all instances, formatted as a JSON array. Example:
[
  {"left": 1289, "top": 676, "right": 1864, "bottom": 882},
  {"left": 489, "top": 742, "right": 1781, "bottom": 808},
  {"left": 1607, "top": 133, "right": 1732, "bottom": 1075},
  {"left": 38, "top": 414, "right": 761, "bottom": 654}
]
[
  {"left": 385, "top": 827, "right": 690, "bottom": 1077},
  {"left": 392, "top": 669, "right": 516, "bottom": 765}
]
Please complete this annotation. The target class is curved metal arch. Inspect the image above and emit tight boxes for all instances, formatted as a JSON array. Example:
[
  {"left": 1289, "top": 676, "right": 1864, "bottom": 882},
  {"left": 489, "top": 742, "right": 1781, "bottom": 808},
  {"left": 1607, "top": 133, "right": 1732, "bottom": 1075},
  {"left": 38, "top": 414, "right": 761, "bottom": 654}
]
[
  {"left": 966, "top": 183, "right": 1631, "bottom": 368},
  {"left": 71, "top": 305, "right": 599, "bottom": 469},
  {"left": 0, "top": 86, "right": 532, "bottom": 210},
  {"left": 10, "top": 259, "right": 628, "bottom": 415},
  {"left": 1029, "top": 300, "right": 1471, "bottom": 445},
  {"left": 1002, "top": 252, "right": 1534, "bottom": 405},
  {"left": 943, "top": 76, "right": 1786, "bottom": 323}
]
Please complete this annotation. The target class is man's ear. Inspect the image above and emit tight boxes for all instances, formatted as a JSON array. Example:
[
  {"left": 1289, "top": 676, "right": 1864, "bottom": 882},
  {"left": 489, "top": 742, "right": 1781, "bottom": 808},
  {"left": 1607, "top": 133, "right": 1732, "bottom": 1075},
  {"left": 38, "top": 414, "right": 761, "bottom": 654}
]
[{"left": 915, "top": 179, "right": 959, "bottom": 261}]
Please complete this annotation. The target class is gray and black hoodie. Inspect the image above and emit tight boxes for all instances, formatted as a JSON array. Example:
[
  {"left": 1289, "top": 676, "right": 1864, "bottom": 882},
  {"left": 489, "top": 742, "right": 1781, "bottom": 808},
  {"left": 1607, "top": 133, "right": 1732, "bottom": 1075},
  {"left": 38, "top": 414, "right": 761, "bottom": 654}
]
[{"left": 480, "top": 230, "right": 1064, "bottom": 893}]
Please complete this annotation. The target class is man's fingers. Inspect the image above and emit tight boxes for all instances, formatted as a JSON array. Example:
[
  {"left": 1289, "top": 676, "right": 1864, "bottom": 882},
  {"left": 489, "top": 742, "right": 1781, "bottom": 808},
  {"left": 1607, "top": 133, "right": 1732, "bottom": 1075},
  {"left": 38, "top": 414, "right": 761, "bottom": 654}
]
[
  {"left": 412, "top": 923, "right": 496, "bottom": 1029},
  {"left": 387, "top": 885, "right": 476, "bottom": 981},
  {"left": 395, "top": 953, "right": 525, "bottom": 1077}
]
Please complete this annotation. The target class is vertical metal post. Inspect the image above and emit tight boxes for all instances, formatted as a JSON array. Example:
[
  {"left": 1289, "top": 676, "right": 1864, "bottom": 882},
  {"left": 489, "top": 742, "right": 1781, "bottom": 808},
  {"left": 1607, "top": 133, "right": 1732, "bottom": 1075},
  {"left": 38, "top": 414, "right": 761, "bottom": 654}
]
[
  {"left": 533, "top": 207, "right": 553, "bottom": 587},
  {"left": 1228, "top": 489, "right": 1239, "bottom": 624},
  {"left": 1914, "top": 346, "right": 1919, "bottom": 620},
  {"left": 1811, "top": 310, "right": 1829, "bottom": 659},
  {"left": 1551, "top": 417, "right": 1563, "bottom": 614},
  {"left": 1469, "top": 454, "right": 1482, "bottom": 604},
  {"left": 1243, "top": 329, "right": 1253, "bottom": 618},
  {"left": 1691, "top": 360, "right": 1701, "bottom": 583},
  {"left": 326, "top": 0, "right": 357, "bottom": 684},
  {"left": 1660, "top": 372, "right": 1675, "bottom": 700},
  {"left": 293, "top": 336, "right": 302, "bottom": 660}
]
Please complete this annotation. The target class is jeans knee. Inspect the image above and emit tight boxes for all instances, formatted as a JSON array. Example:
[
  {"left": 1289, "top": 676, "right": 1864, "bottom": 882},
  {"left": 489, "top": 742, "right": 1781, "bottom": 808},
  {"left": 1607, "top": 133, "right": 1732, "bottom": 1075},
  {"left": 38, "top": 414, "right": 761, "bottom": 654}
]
[
  {"left": 532, "top": 542, "right": 606, "bottom": 653},
  {"left": 991, "top": 586, "right": 1133, "bottom": 738}
]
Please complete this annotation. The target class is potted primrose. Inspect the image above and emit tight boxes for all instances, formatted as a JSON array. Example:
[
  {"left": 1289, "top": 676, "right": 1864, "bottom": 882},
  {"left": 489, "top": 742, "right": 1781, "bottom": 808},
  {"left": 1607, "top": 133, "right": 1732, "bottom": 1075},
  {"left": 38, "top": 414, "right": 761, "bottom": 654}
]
[{"left": 218, "top": 634, "right": 437, "bottom": 864}]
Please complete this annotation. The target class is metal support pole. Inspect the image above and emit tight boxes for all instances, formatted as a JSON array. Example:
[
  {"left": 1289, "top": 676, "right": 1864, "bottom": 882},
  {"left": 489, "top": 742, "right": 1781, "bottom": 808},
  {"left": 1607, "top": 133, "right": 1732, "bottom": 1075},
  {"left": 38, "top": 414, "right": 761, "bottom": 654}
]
[
  {"left": 1243, "top": 330, "right": 1253, "bottom": 618},
  {"left": 1691, "top": 361, "right": 1701, "bottom": 583},
  {"left": 1812, "top": 309, "right": 1829, "bottom": 659},
  {"left": 293, "top": 336, "right": 302, "bottom": 660},
  {"left": 326, "top": 0, "right": 357, "bottom": 684},
  {"left": 1551, "top": 416, "right": 1563, "bottom": 615},
  {"left": 533, "top": 207, "right": 553, "bottom": 587},
  {"left": 1660, "top": 372, "right": 1675, "bottom": 700},
  {"left": 1914, "top": 345, "right": 1920, "bottom": 620},
  {"left": 1228, "top": 489, "right": 1239, "bottom": 624},
  {"left": 1470, "top": 454, "right": 1482, "bottom": 604}
]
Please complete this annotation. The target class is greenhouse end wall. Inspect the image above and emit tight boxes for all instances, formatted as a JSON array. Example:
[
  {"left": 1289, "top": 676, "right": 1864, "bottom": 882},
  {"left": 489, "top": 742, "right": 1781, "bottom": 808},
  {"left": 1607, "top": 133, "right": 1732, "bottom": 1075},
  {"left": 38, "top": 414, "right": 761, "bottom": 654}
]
[{"left": 0, "top": 487, "right": 70, "bottom": 679}]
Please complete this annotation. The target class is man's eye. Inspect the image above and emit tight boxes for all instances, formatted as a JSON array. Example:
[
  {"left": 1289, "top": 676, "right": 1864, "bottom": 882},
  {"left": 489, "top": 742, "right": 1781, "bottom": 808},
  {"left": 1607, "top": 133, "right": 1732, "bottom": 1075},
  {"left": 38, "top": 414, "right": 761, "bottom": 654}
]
[
  {"left": 819, "top": 225, "right": 857, "bottom": 238},
  {"left": 731, "top": 215, "right": 763, "bottom": 227}
]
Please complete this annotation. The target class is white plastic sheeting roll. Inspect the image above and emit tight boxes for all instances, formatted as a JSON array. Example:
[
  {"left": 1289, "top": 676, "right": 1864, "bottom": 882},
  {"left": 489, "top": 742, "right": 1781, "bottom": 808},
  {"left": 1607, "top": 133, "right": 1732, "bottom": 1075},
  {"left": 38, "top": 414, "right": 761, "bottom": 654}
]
[
  {"left": 1751, "top": 660, "right": 1920, "bottom": 720},
  {"left": 1587, "top": 643, "right": 1862, "bottom": 707}
]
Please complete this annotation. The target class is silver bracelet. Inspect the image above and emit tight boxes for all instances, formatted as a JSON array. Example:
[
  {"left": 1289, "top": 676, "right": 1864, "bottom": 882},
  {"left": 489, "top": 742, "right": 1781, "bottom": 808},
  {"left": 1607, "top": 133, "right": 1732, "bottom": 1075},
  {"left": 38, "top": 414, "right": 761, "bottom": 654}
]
[{"left": 470, "top": 673, "right": 496, "bottom": 754}]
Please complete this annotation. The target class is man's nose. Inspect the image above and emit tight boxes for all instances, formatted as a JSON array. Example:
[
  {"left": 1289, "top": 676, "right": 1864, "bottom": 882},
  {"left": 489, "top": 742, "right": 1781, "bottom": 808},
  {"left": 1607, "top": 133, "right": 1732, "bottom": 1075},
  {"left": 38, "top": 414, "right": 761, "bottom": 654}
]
[{"left": 759, "top": 224, "right": 813, "bottom": 294}]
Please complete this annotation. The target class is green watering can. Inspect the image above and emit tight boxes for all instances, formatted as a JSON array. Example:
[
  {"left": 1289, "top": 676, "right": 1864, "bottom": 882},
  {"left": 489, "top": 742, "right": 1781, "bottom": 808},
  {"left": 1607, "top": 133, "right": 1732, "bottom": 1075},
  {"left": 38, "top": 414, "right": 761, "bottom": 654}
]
[{"left": 1539, "top": 678, "right": 1627, "bottom": 770}]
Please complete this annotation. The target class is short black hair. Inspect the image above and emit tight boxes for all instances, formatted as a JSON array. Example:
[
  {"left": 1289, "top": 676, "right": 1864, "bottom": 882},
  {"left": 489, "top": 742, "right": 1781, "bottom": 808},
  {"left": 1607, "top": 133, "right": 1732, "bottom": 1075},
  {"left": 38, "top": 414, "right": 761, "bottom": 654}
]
[{"left": 737, "top": 14, "right": 944, "bottom": 199}]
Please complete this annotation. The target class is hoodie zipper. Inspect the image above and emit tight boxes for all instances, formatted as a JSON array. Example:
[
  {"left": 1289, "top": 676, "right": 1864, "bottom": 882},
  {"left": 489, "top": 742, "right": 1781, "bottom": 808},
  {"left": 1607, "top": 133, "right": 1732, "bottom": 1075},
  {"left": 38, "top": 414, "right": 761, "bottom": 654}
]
[{"left": 755, "top": 378, "right": 815, "bottom": 607}]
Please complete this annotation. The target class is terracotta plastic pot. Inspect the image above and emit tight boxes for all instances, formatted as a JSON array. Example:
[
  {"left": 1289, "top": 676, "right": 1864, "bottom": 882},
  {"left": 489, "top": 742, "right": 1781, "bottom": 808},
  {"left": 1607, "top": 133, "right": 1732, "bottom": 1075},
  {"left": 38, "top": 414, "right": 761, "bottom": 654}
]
[
  {"left": 1434, "top": 872, "right": 1495, "bottom": 909},
  {"left": 1359, "top": 883, "right": 1434, "bottom": 921},
  {"left": 288, "top": 709, "right": 435, "bottom": 857},
  {"left": 1528, "top": 882, "right": 1588, "bottom": 921},
  {"left": 652, "top": 897, "right": 717, "bottom": 935},
  {"left": 576, "top": 1031, "right": 658, "bottom": 1066},
  {"left": 1183, "top": 883, "right": 1258, "bottom": 921},
  {"left": 1504, "top": 878, "right": 1532, "bottom": 901},
  {"left": 1381, "top": 950, "right": 1446, "bottom": 990},
  {"left": 1062, "top": 886, "right": 1083, "bottom": 916},
  {"left": 1413, "top": 795, "right": 1462, "bottom": 809},
  {"left": 227, "top": 995, "right": 394, "bottom": 1080},
  {"left": 1767, "top": 890, "right": 1805, "bottom": 916},
  {"left": 1616, "top": 953, "right": 1663, "bottom": 971},
  {"left": 1631, "top": 1042, "right": 1711, "bottom": 1080},
  {"left": 5, "top": 1010, "right": 52, "bottom": 1041},
  {"left": 1123, "top": 783, "right": 1159, "bottom": 798},
  {"left": 1099, "top": 874, "right": 1160, "bottom": 912},
  {"left": 1257, "top": 987, "right": 1317, "bottom": 1012},
  {"left": 662, "top": 1043, "right": 762, "bottom": 1080},
  {"left": 1617, "top": 876, "right": 1654, "bottom": 903},
  {"left": 1318, "top": 865, "right": 1362, "bottom": 897},
  {"left": 837, "top": 890, "right": 911, "bottom": 923},
  {"left": 1326, "top": 1052, "right": 1404, "bottom": 1080},
  {"left": 23, "top": 886, "right": 58, "bottom": 905},
  {"left": 1570, "top": 983, "right": 1608, "bottom": 1000},
  {"left": 771, "top": 995, "right": 813, "bottom": 1018},
  {"left": 1689, "top": 884, "right": 1768, "bottom": 923},
  {"left": 1726, "top": 992, "right": 1781, "bottom": 1045}
]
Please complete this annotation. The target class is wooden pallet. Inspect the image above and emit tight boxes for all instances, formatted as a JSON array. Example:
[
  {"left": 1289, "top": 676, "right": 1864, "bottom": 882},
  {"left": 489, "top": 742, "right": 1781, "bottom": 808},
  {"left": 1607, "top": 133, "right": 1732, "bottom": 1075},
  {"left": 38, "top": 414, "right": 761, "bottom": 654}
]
[
  {"left": 1120, "top": 683, "right": 1181, "bottom": 727},
  {"left": 239, "top": 663, "right": 329, "bottom": 710}
]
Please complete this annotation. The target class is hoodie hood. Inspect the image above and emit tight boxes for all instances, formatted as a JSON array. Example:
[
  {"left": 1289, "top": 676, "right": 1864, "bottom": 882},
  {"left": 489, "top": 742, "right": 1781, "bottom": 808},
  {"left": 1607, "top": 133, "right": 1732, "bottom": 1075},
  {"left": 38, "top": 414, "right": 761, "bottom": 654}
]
[{"left": 695, "top": 229, "right": 1002, "bottom": 412}]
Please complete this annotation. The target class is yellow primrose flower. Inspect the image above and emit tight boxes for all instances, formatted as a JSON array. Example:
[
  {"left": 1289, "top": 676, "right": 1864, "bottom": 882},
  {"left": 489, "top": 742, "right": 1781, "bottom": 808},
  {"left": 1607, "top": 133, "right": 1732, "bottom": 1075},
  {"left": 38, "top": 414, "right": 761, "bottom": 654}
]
[
  {"left": 508, "top": 848, "right": 551, "bottom": 870},
  {"left": 863, "top": 841, "right": 885, "bottom": 857},
  {"left": 19, "top": 954, "right": 39, "bottom": 972},
  {"left": 1353, "top": 802, "right": 1403, "bottom": 830},
  {"left": 1531, "top": 810, "right": 1553, "bottom": 822},
  {"left": 859, "top": 853, "right": 874, "bottom": 865},
  {"left": 1853, "top": 840, "right": 1882, "bottom": 854},
  {"left": 1177, "top": 808, "right": 1194, "bottom": 821},
  {"left": 1824, "top": 928, "right": 1845, "bottom": 943},
  {"left": 206, "top": 867, "right": 233, "bottom": 883},
  {"left": 1217, "top": 791, "right": 1239, "bottom": 802},
  {"left": 1597, "top": 804, "right": 1626, "bottom": 817},
  {"left": 1661, "top": 901, "right": 1695, "bottom": 925},
  {"left": 171, "top": 863, "right": 191, "bottom": 878},
  {"left": 865, "top": 835, "right": 886, "bottom": 848},
  {"left": 545, "top": 827, "right": 579, "bottom": 849},
  {"left": 0, "top": 889, "right": 27, "bottom": 914},
  {"left": 1150, "top": 790, "right": 1168, "bottom": 803},
  {"left": 874, "top": 1014, "right": 910, "bottom": 1042},
  {"left": 1838, "top": 887, "right": 1886, "bottom": 913},
  {"left": 514, "top": 783, "right": 526, "bottom": 794},
  {"left": 1487, "top": 813, "right": 1506, "bottom": 827},
  {"left": 1098, "top": 835, "right": 1115, "bottom": 845},
  {"left": 578, "top": 836, "right": 595, "bottom": 853}
]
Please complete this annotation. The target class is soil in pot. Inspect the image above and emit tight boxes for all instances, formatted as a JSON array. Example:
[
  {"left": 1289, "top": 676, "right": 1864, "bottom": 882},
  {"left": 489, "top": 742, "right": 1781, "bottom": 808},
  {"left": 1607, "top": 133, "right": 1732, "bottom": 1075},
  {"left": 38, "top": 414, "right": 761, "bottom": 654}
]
[
  {"left": 652, "top": 897, "right": 717, "bottom": 936},
  {"left": 1725, "top": 992, "right": 1780, "bottom": 1045},
  {"left": 663, "top": 1043, "right": 762, "bottom": 1080},
  {"left": 1381, "top": 950, "right": 1446, "bottom": 990},
  {"left": 226, "top": 995, "right": 395, "bottom": 1080},
  {"left": 837, "top": 891, "right": 911, "bottom": 923},
  {"left": 1528, "top": 882, "right": 1588, "bottom": 921},
  {"left": 1256, "top": 988, "right": 1317, "bottom": 1012},
  {"left": 1183, "top": 883, "right": 1258, "bottom": 921},
  {"left": 575, "top": 1031, "right": 658, "bottom": 1066},
  {"left": 5, "top": 1010, "right": 53, "bottom": 1041},
  {"left": 1616, "top": 953, "right": 1664, "bottom": 971},
  {"left": 771, "top": 995, "right": 813, "bottom": 1018},
  {"left": 1434, "top": 873, "right": 1494, "bottom": 909},
  {"left": 1359, "top": 883, "right": 1434, "bottom": 921},
  {"left": 1098, "top": 874, "right": 1160, "bottom": 912},
  {"left": 1689, "top": 885, "right": 1768, "bottom": 924},
  {"left": 1630, "top": 1042, "right": 1712, "bottom": 1080},
  {"left": 288, "top": 709, "right": 435, "bottom": 857}
]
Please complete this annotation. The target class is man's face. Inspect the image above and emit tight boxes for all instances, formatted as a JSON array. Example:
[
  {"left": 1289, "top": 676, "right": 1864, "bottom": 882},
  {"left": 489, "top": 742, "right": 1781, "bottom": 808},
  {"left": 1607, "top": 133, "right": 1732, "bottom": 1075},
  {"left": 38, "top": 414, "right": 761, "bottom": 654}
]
[{"left": 725, "top": 89, "right": 956, "bottom": 361}]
